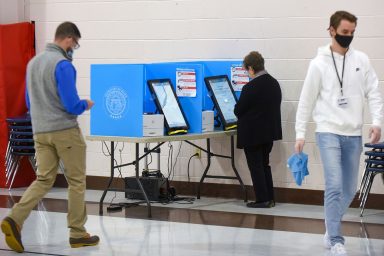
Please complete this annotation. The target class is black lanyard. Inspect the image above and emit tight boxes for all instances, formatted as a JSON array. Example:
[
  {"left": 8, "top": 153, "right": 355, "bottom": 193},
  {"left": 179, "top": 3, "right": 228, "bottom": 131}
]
[{"left": 330, "top": 48, "right": 346, "bottom": 96}]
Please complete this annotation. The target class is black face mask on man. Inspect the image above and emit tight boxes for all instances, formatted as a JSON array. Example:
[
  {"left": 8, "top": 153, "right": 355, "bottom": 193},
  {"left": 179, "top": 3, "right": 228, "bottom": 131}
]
[{"left": 335, "top": 34, "right": 353, "bottom": 48}]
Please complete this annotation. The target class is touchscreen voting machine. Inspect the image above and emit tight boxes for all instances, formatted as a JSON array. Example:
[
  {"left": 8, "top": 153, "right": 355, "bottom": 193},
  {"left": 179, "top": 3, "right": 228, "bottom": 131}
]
[
  {"left": 204, "top": 75, "right": 238, "bottom": 130},
  {"left": 147, "top": 79, "right": 189, "bottom": 135}
]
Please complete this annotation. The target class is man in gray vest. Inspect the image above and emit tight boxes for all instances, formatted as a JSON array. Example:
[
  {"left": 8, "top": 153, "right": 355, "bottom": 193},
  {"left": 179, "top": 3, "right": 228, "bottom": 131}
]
[{"left": 1, "top": 21, "right": 99, "bottom": 253}]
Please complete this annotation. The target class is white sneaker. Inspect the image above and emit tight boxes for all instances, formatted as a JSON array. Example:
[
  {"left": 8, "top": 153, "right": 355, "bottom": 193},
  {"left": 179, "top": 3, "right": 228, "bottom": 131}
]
[
  {"left": 324, "top": 232, "right": 331, "bottom": 249},
  {"left": 331, "top": 243, "right": 347, "bottom": 256}
]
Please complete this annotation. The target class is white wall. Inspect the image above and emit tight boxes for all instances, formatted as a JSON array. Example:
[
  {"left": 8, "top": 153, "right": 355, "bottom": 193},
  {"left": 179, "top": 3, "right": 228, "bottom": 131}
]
[
  {"left": 14, "top": 0, "right": 384, "bottom": 193},
  {"left": 0, "top": 0, "right": 25, "bottom": 24}
]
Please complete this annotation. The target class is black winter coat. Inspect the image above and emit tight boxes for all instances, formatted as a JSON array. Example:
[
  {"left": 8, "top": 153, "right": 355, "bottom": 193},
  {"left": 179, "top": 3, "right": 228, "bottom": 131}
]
[{"left": 234, "top": 73, "right": 282, "bottom": 149}]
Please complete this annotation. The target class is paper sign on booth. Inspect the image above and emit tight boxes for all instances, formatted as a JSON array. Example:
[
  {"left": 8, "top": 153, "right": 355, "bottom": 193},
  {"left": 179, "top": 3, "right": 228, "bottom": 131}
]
[
  {"left": 230, "top": 64, "right": 249, "bottom": 91},
  {"left": 176, "top": 68, "right": 197, "bottom": 97}
]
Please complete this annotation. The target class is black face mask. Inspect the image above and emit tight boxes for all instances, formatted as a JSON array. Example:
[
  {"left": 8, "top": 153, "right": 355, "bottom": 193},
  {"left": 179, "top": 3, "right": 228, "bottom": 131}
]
[{"left": 335, "top": 34, "right": 353, "bottom": 48}]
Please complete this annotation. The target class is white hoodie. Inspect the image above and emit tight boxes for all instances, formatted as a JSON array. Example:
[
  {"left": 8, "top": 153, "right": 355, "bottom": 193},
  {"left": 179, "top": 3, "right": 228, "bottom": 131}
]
[{"left": 295, "top": 44, "right": 383, "bottom": 139}]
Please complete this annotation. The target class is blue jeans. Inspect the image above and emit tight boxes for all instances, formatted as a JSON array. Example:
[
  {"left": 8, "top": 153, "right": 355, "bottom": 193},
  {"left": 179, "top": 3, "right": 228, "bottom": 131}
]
[{"left": 316, "top": 132, "right": 362, "bottom": 245}]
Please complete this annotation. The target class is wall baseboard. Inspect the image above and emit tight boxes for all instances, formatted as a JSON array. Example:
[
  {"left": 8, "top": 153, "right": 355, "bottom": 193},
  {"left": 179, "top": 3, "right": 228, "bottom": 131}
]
[{"left": 53, "top": 174, "right": 384, "bottom": 210}]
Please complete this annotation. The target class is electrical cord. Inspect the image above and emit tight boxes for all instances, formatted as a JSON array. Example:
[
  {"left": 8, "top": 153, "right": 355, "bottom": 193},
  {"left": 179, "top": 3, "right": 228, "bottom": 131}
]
[
  {"left": 143, "top": 143, "right": 153, "bottom": 171},
  {"left": 147, "top": 151, "right": 153, "bottom": 166},
  {"left": 102, "top": 141, "right": 196, "bottom": 207},
  {"left": 170, "top": 142, "right": 182, "bottom": 181},
  {"left": 101, "top": 141, "right": 125, "bottom": 206},
  {"left": 172, "top": 196, "right": 195, "bottom": 204},
  {"left": 102, "top": 141, "right": 118, "bottom": 156},
  {"left": 187, "top": 153, "right": 199, "bottom": 182},
  {"left": 167, "top": 142, "right": 173, "bottom": 178}
]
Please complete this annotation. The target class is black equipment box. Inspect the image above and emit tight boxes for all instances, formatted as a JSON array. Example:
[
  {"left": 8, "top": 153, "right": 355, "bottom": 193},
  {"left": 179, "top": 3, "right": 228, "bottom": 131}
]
[{"left": 124, "top": 176, "right": 168, "bottom": 201}]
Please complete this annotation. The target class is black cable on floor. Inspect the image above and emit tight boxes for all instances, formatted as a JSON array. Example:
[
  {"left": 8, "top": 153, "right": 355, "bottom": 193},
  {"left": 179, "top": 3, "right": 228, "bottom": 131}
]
[{"left": 0, "top": 248, "right": 68, "bottom": 256}]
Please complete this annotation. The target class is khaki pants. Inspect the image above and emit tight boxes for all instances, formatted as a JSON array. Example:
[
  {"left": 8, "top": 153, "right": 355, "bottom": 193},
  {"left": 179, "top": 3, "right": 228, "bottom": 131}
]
[{"left": 9, "top": 127, "right": 88, "bottom": 239}]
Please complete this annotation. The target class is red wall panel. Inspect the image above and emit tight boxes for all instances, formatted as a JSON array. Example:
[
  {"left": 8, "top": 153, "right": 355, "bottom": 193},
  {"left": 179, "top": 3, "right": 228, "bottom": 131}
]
[{"left": 0, "top": 22, "right": 36, "bottom": 188}]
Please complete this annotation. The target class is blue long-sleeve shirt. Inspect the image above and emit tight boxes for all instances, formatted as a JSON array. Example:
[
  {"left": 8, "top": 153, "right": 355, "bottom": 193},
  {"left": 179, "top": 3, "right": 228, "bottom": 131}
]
[{"left": 26, "top": 60, "right": 88, "bottom": 115}]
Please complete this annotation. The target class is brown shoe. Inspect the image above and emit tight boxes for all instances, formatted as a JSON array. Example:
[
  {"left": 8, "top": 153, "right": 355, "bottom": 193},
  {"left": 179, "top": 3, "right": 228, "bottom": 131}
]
[
  {"left": 1, "top": 217, "right": 24, "bottom": 253},
  {"left": 69, "top": 233, "right": 100, "bottom": 248}
]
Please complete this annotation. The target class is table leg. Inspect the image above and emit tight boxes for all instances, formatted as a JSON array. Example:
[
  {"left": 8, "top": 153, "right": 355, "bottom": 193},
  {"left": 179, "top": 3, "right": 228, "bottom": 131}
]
[{"left": 134, "top": 143, "right": 152, "bottom": 218}]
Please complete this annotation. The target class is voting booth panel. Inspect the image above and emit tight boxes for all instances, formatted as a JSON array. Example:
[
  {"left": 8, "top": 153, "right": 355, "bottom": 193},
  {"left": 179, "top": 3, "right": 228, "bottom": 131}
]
[{"left": 90, "top": 64, "right": 145, "bottom": 137}]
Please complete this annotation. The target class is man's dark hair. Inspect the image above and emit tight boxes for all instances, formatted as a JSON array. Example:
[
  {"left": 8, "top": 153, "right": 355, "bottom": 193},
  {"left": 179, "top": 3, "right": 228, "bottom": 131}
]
[
  {"left": 243, "top": 51, "right": 264, "bottom": 73},
  {"left": 329, "top": 11, "right": 357, "bottom": 30},
  {"left": 55, "top": 21, "right": 81, "bottom": 40}
]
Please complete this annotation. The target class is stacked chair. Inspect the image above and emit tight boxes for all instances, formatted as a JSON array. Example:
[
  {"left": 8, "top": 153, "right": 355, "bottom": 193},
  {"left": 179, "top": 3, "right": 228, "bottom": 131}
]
[
  {"left": 358, "top": 142, "right": 384, "bottom": 216},
  {"left": 5, "top": 113, "right": 36, "bottom": 190}
]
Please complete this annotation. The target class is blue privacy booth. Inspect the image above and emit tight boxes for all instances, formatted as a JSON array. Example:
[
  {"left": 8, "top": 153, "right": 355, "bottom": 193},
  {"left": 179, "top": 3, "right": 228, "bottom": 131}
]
[
  {"left": 90, "top": 60, "right": 245, "bottom": 137},
  {"left": 90, "top": 62, "right": 207, "bottom": 136},
  {"left": 90, "top": 64, "right": 146, "bottom": 137}
]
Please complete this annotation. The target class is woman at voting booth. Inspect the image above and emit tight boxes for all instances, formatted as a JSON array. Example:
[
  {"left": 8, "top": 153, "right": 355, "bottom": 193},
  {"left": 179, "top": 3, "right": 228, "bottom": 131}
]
[{"left": 234, "top": 51, "right": 282, "bottom": 208}]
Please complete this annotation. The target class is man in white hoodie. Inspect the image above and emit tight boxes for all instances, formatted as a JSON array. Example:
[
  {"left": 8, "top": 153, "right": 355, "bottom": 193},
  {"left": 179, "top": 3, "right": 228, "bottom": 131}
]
[{"left": 295, "top": 11, "right": 382, "bottom": 256}]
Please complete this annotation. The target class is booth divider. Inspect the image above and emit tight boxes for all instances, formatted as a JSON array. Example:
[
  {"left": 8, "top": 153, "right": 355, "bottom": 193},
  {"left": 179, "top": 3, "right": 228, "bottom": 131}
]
[{"left": 91, "top": 64, "right": 145, "bottom": 137}]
